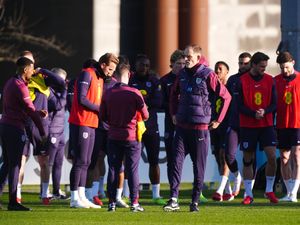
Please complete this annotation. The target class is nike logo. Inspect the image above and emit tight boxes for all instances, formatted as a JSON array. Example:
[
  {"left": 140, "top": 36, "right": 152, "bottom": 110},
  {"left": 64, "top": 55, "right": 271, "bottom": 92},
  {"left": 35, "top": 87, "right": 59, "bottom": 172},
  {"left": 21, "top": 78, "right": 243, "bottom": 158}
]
[{"left": 254, "top": 84, "right": 260, "bottom": 88}]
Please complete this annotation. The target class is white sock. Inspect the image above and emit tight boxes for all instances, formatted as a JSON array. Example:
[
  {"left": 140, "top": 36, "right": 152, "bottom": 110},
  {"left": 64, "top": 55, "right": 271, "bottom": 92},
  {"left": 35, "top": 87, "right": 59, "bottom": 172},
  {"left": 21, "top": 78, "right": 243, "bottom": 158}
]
[
  {"left": 289, "top": 179, "right": 295, "bottom": 194},
  {"left": 71, "top": 190, "right": 79, "bottom": 201},
  {"left": 265, "top": 176, "right": 275, "bottom": 193},
  {"left": 225, "top": 180, "right": 232, "bottom": 194},
  {"left": 123, "top": 179, "right": 129, "bottom": 198},
  {"left": 284, "top": 179, "right": 292, "bottom": 194},
  {"left": 244, "top": 180, "right": 254, "bottom": 198},
  {"left": 85, "top": 188, "right": 93, "bottom": 201},
  {"left": 98, "top": 176, "right": 105, "bottom": 195},
  {"left": 251, "top": 179, "right": 255, "bottom": 189},
  {"left": 234, "top": 171, "right": 241, "bottom": 180},
  {"left": 42, "top": 182, "right": 49, "bottom": 198},
  {"left": 78, "top": 186, "right": 88, "bottom": 201},
  {"left": 291, "top": 179, "right": 300, "bottom": 196},
  {"left": 152, "top": 184, "right": 160, "bottom": 199},
  {"left": 171, "top": 197, "right": 178, "bottom": 202},
  {"left": 116, "top": 188, "right": 123, "bottom": 201},
  {"left": 216, "top": 176, "right": 228, "bottom": 195},
  {"left": 92, "top": 181, "right": 99, "bottom": 197},
  {"left": 17, "top": 183, "right": 22, "bottom": 199},
  {"left": 233, "top": 171, "right": 242, "bottom": 193}
]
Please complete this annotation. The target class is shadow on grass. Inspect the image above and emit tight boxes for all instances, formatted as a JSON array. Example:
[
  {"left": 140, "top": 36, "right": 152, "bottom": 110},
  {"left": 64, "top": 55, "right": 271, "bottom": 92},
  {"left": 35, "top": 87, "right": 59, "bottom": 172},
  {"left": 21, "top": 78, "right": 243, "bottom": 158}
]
[{"left": 1, "top": 189, "right": 299, "bottom": 209}]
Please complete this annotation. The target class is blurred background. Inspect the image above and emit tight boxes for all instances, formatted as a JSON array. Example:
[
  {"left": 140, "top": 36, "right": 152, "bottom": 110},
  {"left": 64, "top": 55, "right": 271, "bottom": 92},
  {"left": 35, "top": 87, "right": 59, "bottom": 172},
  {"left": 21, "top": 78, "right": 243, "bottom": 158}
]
[
  {"left": 1, "top": 0, "right": 300, "bottom": 185},
  {"left": 0, "top": 0, "right": 299, "bottom": 85}
]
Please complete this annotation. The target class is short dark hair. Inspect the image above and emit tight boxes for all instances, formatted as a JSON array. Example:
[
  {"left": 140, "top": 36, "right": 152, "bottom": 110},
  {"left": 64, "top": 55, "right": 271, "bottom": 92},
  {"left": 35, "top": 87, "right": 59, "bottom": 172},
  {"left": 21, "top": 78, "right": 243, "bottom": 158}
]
[
  {"left": 16, "top": 57, "right": 34, "bottom": 67},
  {"left": 276, "top": 51, "right": 294, "bottom": 64},
  {"left": 239, "top": 52, "right": 252, "bottom": 59},
  {"left": 51, "top": 67, "right": 67, "bottom": 80},
  {"left": 118, "top": 55, "right": 130, "bottom": 65},
  {"left": 135, "top": 54, "right": 149, "bottom": 63},
  {"left": 82, "top": 58, "right": 98, "bottom": 69},
  {"left": 170, "top": 50, "right": 185, "bottom": 64},
  {"left": 250, "top": 52, "right": 269, "bottom": 65},
  {"left": 215, "top": 61, "right": 229, "bottom": 71},
  {"left": 114, "top": 56, "right": 130, "bottom": 78}
]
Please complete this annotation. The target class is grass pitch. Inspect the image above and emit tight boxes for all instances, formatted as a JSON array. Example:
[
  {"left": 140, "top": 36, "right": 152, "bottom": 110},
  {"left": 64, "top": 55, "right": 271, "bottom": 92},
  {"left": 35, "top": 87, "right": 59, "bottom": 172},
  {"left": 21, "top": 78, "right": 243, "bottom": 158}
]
[{"left": 0, "top": 183, "right": 299, "bottom": 225}]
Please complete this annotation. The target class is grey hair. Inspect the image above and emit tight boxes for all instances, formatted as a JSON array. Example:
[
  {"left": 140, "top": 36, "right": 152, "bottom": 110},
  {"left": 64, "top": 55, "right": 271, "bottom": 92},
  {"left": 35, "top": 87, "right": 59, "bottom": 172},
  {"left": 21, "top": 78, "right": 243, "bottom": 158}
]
[{"left": 51, "top": 67, "right": 67, "bottom": 80}]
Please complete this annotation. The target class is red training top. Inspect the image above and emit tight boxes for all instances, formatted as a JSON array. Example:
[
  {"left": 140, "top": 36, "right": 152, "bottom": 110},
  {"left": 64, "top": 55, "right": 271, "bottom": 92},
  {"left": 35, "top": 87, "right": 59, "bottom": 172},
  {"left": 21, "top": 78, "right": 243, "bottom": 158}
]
[
  {"left": 275, "top": 71, "right": 300, "bottom": 128},
  {"left": 239, "top": 72, "right": 274, "bottom": 128},
  {"left": 69, "top": 68, "right": 103, "bottom": 128}
]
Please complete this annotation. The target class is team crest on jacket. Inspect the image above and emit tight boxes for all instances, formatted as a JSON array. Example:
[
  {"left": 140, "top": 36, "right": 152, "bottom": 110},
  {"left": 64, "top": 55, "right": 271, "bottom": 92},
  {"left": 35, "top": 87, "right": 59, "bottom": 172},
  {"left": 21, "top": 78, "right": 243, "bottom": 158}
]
[
  {"left": 140, "top": 89, "right": 147, "bottom": 96},
  {"left": 146, "top": 82, "right": 152, "bottom": 87},
  {"left": 242, "top": 142, "right": 249, "bottom": 149},
  {"left": 21, "top": 135, "right": 26, "bottom": 142},
  {"left": 51, "top": 137, "right": 57, "bottom": 144},
  {"left": 196, "top": 78, "right": 202, "bottom": 84},
  {"left": 83, "top": 132, "right": 89, "bottom": 139}
]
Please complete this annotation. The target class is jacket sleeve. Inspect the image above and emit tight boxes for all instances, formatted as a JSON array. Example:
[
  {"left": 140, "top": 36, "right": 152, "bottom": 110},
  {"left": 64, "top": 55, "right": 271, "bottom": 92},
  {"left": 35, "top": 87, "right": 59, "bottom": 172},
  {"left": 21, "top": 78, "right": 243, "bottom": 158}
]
[
  {"left": 208, "top": 72, "right": 231, "bottom": 123},
  {"left": 136, "top": 91, "right": 149, "bottom": 121},
  {"left": 77, "top": 71, "right": 100, "bottom": 112},
  {"left": 237, "top": 78, "right": 257, "bottom": 118},
  {"left": 99, "top": 95, "right": 107, "bottom": 123},
  {"left": 48, "top": 88, "right": 67, "bottom": 113},
  {"left": 160, "top": 76, "right": 169, "bottom": 110},
  {"left": 264, "top": 79, "right": 277, "bottom": 114},
  {"left": 146, "top": 77, "right": 162, "bottom": 110},
  {"left": 40, "top": 68, "right": 66, "bottom": 91},
  {"left": 19, "top": 83, "right": 45, "bottom": 136},
  {"left": 169, "top": 75, "right": 180, "bottom": 116}
]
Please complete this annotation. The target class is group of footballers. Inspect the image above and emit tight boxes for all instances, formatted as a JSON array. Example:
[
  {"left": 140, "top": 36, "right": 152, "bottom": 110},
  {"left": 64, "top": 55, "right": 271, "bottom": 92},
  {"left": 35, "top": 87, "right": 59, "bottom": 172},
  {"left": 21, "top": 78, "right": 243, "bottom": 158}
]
[{"left": 0, "top": 45, "right": 299, "bottom": 212}]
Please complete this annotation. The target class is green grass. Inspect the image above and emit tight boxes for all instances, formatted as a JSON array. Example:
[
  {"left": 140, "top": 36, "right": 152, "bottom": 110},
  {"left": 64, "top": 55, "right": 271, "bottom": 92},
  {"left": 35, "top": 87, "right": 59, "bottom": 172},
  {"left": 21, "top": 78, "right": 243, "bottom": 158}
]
[{"left": 0, "top": 184, "right": 299, "bottom": 225}]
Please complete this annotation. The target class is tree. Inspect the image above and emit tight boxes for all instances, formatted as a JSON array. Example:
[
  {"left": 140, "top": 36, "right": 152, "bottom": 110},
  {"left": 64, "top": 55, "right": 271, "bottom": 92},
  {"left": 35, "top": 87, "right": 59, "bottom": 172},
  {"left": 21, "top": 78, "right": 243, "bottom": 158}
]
[{"left": 0, "top": 0, "right": 73, "bottom": 62}]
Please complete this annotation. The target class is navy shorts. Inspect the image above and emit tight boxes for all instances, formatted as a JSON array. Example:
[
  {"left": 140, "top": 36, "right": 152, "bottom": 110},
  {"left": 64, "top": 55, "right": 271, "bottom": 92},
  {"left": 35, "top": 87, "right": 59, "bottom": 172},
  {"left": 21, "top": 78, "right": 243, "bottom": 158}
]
[
  {"left": 89, "top": 128, "right": 108, "bottom": 170},
  {"left": 142, "top": 130, "right": 160, "bottom": 166},
  {"left": 25, "top": 121, "right": 49, "bottom": 156},
  {"left": 22, "top": 138, "right": 31, "bottom": 157},
  {"left": 240, "top": 126, "right": 277, "bottom": 151},
  {"left": 277, "top": 128, "right": 300, "bottom": 149},
  {"left": 210, "top": 126, "right": 227, "bottom": 154}
]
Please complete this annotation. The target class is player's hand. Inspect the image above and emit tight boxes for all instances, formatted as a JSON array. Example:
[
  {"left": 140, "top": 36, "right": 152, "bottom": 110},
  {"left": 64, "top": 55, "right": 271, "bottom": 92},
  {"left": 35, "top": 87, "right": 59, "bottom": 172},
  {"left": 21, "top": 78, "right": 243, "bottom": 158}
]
[
  {"left": 209, "top": 120, "right": 220, "bottom": 130},
  {"left": 32, "top": 67, "right": 41, "bottom": 76},
  {"left": 172, "top": 115, "right": 177, "bottom": 125},
  {"left": 255, "top": 108, "right": 264, "bottom": 119},
  {"left": 38, "top": 109, "right": 48, "bottom": 118}
]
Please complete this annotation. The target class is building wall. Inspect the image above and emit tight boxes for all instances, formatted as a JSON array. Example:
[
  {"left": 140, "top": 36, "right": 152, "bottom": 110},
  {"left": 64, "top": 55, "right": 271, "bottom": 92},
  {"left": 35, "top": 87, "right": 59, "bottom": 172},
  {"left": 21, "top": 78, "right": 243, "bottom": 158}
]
[
  {"left": 209, "top": 0, "right": 281, "bottom": 75},
  {"left": 92, "top": 0, "right": 281, "bottom": 75},
  {"left": 93, "top": 0, "right": 120, "bottom": 59}
]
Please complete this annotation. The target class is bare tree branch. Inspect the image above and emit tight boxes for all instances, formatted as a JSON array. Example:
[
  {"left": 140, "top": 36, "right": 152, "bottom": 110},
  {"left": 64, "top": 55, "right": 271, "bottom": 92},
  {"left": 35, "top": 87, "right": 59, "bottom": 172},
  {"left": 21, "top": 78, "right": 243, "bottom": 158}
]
[
  {"left": 0, "top": 31, "right": 74, "bottom": 56},
  {"left": 0, "top": 0, "right": 74, "bottom": 62}
]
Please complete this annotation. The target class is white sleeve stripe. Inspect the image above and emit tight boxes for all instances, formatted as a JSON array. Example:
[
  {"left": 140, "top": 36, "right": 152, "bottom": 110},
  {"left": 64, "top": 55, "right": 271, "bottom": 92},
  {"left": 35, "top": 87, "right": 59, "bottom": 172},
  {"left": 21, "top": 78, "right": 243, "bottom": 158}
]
[{"left": 79, "top": 81, "right": 89, "bottom": 85}]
